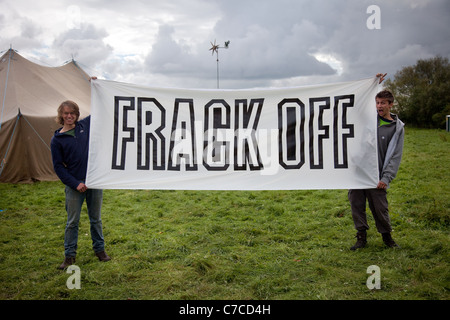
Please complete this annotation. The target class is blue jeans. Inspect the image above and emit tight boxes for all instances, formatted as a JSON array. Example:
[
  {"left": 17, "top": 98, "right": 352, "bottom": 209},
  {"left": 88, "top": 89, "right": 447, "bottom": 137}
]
[{"left": 64, "top": 186, "right": 105, "bottom": 257}]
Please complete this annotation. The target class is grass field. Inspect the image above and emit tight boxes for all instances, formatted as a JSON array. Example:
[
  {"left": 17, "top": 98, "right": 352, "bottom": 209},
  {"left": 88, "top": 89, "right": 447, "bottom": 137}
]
[{"left": 0, "top": 128, "right": 448, "bottom": 301}]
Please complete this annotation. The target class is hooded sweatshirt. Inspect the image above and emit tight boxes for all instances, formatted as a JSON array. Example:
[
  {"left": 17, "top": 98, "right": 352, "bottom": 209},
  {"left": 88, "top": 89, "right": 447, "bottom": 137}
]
[
  {"left": 50, "top": 116, "right": 91, "bottom": 190},
  {"left": 377, "top": 113, "right": 405, "bottom": 187}
]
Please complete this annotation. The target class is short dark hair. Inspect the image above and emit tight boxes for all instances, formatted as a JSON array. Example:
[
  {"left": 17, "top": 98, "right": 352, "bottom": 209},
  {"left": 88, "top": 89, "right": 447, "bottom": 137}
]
[
  {"left": 376, "top": 90, "right": 394, "bottom": 104},
  {"left": 56, "top": 100, "right": 80, "bottom": 125}
]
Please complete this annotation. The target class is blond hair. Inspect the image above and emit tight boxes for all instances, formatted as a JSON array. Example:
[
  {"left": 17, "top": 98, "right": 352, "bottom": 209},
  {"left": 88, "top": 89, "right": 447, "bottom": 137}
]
[{"left": 56, "top": 100, "right": 80, "bottom": 125}]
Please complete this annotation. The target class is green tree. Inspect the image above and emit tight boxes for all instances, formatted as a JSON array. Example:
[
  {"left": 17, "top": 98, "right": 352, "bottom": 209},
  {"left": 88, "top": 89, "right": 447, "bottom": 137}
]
[{"left": 384, "top": 56, "right": 450, "bottom": 128}]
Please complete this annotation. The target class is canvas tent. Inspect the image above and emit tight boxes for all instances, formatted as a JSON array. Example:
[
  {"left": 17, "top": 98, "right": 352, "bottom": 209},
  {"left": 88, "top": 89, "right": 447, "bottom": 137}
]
[{"left": 0, "top": 49, "right": 91, "bottom": 183}]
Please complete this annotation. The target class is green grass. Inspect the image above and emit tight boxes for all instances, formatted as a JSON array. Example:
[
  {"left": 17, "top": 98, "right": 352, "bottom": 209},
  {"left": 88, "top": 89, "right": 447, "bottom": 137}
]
[{"left": 0, "top": 128, "right": 448, "bottom": 300}]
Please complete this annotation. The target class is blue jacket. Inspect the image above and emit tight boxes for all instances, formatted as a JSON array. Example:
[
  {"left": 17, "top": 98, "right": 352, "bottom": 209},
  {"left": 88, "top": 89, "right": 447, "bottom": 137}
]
[{"left": 50, "top": 116, "right": 91, "bottom": 190}]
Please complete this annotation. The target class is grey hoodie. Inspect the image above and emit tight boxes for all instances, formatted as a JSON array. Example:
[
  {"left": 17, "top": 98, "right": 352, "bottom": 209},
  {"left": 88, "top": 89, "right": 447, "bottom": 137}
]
[{"left": 378, "top": 113, "right": 405, "bottom": 187}]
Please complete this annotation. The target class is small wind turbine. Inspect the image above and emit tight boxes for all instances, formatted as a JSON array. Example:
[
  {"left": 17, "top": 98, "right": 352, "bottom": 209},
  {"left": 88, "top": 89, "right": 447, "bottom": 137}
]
[{"left": 209, "top": 40, "right": 230, "bottom": 89}]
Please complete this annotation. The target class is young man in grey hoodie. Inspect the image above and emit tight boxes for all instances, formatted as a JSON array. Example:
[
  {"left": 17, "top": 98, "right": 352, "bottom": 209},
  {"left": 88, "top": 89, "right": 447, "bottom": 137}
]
[{"left": 348, "top": 86, "right": 405, "bottom": 250}]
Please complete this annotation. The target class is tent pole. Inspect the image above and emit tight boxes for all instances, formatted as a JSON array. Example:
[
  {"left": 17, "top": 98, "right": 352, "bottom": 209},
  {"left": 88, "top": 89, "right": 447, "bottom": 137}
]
[{"left": 1, "top": 49, "right": 14, "bottom": 130}]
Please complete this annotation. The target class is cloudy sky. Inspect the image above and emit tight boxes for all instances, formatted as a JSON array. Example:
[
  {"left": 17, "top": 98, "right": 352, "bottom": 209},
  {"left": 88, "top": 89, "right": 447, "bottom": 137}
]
[{"left": 1, "top": 0, "right": 449, "bottom": 89}]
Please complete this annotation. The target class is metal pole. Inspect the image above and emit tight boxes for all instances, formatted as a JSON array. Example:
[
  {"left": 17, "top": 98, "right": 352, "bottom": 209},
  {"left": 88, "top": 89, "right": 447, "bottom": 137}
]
[
  {"left": 210, "top": 40, "right": 229, "bottom": 89},
  {"left": 216, "top": 50, "right": 220, "bottom": 89}
]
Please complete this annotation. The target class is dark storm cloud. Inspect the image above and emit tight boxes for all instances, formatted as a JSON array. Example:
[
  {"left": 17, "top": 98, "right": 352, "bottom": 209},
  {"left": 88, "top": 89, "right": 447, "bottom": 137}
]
[
  {"left": 144, "top": 0, "right": 450, "bottom": 86},
  {"left": 1, "top": 0, "right": 449, "bottom": 88}
]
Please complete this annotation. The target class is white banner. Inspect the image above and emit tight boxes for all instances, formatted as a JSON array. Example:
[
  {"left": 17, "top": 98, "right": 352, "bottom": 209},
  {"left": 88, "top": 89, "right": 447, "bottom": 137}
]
[{"left": 86, "top": 78, "right": 380, "bottom": 190}]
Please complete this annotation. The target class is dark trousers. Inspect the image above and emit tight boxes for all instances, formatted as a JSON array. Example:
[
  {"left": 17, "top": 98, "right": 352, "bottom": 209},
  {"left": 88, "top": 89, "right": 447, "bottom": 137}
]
[{"left": 348, "top": 189, "right": 392, "bottom": 234}]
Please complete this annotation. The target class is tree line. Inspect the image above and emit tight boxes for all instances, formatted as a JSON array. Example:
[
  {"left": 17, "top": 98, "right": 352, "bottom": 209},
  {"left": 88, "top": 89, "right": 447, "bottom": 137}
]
[{"left": 384, "top": 56, "right": 450, "bottom": 129}]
